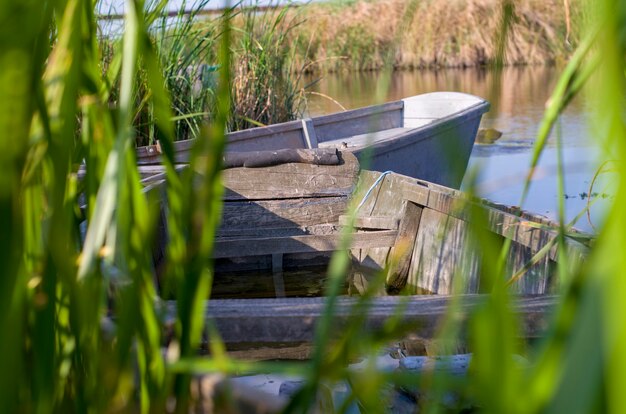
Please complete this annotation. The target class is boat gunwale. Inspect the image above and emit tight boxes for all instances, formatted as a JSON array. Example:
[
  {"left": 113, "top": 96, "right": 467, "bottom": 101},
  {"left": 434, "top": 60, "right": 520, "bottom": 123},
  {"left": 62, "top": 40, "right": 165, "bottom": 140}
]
[
  {"left": 310, "top": 100, "right": 403, "bottom": 129},
  {"left": 135, "top": 100, "right": 406, "bottom": 156},
  {"left": 322, "top": 100, "right": 490, "bottom": 155},
  {"left": 134, "top": 93, "right": 489, "bottom": 159}
]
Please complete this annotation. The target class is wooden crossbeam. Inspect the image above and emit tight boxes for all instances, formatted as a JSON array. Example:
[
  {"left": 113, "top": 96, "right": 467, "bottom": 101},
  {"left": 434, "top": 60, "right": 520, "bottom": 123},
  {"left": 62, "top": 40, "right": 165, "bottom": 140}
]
[
  {"left": 163, "top": 294, "right": 557, "bottom": 344},
  {"left": 213, "top": 230, "right": 398, "bottom": 259}
]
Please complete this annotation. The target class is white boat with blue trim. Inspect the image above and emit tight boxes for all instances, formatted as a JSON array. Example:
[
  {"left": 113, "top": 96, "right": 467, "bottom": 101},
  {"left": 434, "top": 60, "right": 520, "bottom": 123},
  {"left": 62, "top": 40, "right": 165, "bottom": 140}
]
[{"left": 136, "top": 92, "right": 490, "bottom": 188}]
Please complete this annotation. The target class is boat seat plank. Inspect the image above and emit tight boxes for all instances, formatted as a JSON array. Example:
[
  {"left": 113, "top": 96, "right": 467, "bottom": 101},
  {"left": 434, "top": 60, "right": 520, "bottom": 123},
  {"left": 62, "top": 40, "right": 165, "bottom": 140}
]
[
  {"left": 162, "top": 294, "right": 557, "bottom": 344},
  {"left": 213, "top": 230, "right": 398, "bottom": 258}
]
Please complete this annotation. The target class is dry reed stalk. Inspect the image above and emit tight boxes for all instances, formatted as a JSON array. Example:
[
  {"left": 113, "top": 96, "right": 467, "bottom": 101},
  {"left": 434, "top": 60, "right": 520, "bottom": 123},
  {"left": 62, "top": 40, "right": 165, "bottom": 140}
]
[{"left": 286, "top": 0, "right": 581, "bottom": 72}]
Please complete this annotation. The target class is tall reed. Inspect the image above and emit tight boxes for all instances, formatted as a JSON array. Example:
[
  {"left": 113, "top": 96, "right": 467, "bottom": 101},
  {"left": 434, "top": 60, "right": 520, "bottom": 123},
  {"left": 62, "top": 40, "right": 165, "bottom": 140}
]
[
  {"left": 101, "top": 1, "right": 306, "bottom": 148},
  {"left": 100, "top": 0, "right": 219, "bottom": 146},
  {"left": 228, "top": 4, "right": 306, "bottom": 130}
]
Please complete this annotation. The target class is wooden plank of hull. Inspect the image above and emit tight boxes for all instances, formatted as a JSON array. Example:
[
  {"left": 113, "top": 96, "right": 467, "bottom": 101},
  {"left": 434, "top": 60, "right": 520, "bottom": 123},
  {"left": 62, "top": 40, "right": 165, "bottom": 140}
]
[
  {"left": 391, "top": 178, "right": 584, "bottom": 294},
  {"left": 213, "top": 230, "right": 398, "bottom": 258},
  {"left": 338, "top": 215, "right": 400, "bottom": 230},
  {"left": 408, "top": 208, "right": 480, "bottom": 295},
  {"left": 506, "top": 241, "right": 556, "bottom": 294},
  {"left": 222, "top": 151, "right": 359, "bottom": 201},
  {"left": 406, "top": 207, "right": 558, "bottom": 295},
  {"left": 162, "top": 295, "right": 557, "bottom": 344},
  {"left": 349, "top": 170, "right": 581, "bottom": 295},
  {"left": 219, "top": 197, "right": 348, "bottom": 236},
  {"left": 348, "top": 172, "right": 428, "bottom": 288},
  {"left": 354, "top": 171, "right": 430, "bottom": 207},
  {"left": 422, "top": 182, "right": 589, "bottom": 264},
  {"left": 386, "top": 201, "right": 423, "bottom": 291},
  {"left": 374, "top": 173, "right": 588, "bottom": 269}
]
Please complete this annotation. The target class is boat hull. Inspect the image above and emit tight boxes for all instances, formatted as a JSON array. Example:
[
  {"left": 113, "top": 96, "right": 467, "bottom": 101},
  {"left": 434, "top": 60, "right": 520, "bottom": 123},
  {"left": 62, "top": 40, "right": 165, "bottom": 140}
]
[
  {"left": 346, "top": 105, "right": 482, "bottom": 188},
  {"left": 141, "top": 149, "right": 588, "bottom": 298},
  {"left": 137, "top": 149, "right": 590, "bottom": 350}
]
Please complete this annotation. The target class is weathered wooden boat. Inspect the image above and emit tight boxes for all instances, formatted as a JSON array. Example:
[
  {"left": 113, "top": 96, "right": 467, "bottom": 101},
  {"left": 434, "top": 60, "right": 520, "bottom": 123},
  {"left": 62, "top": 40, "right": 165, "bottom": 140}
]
[
  {"left": 137, "top": 92, "right": 490, "bottom": 188},
  {"left": 140, "top": 148, "right": 589, "bottom": 349}
]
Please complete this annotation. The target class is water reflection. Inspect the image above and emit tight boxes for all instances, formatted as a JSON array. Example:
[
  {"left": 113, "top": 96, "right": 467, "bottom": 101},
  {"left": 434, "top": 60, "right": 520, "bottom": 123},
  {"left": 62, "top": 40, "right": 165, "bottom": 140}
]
[
  {"left": 304, "top": 67, "right": 608, "bottom": 232},
  {"left": 306, "top": 66, "right": 589, "bottom": 143}
]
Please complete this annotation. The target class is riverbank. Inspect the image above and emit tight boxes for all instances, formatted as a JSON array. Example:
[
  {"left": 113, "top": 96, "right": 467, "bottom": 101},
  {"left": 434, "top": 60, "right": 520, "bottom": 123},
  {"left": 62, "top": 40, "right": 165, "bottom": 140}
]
[{"left": 284, "top": 0, "right": 584, "bottom": 72}]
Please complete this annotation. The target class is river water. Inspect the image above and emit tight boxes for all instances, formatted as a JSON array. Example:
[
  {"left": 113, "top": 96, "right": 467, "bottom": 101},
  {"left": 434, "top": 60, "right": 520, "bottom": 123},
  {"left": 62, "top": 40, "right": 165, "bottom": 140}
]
[{"left": 304, "top": 66, "right": 609, "bottom": 233}]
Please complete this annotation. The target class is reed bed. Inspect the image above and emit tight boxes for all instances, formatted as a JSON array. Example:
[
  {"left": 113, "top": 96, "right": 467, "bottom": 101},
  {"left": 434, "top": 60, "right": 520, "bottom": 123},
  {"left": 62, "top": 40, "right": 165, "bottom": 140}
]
[
  {"left": 228, "top": 6, "right": 306, "bottom": 130},
  {"left": 1, "top": 0, "right": 625, "bottom": 412},
  {"left": 100, "top": 1, "right": 305, "bottom": 146},
  {"left": 288, "top": 0, "right": 585, "bottom": 72}
]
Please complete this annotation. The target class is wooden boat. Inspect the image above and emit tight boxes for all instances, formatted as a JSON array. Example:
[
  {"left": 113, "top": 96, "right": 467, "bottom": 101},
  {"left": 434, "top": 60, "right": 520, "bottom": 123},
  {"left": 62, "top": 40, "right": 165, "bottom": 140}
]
[
  {"left": 137, "top": 92, "right": 490, "bottom": 188},
  {"left": 141, "top": 149, "right": 589, "bottom": 348}
]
